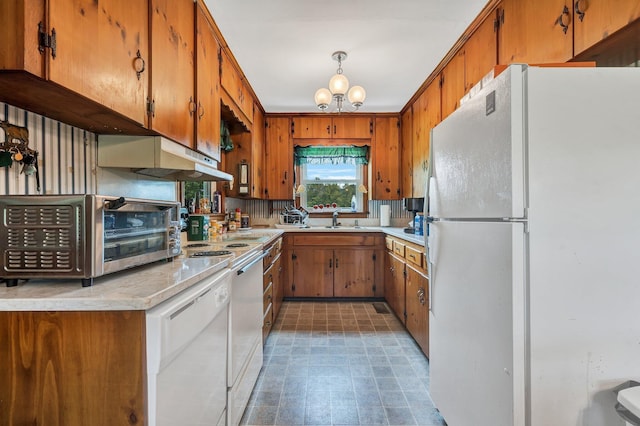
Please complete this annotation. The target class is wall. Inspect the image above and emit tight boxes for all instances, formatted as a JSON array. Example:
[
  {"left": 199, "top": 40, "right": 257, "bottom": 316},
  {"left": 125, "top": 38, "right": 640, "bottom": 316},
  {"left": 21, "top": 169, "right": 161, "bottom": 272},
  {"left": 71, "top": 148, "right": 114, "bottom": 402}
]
[{"left": 0, "top": 102, "right": 177, "bottom": 200}]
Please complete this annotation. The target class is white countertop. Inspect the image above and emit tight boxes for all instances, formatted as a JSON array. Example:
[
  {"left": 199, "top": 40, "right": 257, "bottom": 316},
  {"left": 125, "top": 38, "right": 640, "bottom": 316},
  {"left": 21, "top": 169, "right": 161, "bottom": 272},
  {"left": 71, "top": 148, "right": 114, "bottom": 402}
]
[{"left": 0, "top": 227, "right": 428, "bottom": 312}]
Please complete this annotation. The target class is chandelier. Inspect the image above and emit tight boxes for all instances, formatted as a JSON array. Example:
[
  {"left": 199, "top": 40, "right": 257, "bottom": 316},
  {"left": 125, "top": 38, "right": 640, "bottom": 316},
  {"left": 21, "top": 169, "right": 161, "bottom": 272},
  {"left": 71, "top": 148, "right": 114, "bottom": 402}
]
[{"left": 314, "top": 51, "right": 366, "bottom": 112}]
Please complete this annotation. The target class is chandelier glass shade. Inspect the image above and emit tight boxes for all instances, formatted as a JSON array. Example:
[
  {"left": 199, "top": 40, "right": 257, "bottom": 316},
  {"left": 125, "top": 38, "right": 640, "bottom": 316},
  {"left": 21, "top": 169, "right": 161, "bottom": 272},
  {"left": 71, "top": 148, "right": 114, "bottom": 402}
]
[{"left": 315, "top": 51, "right": 366, "bottom": 112}]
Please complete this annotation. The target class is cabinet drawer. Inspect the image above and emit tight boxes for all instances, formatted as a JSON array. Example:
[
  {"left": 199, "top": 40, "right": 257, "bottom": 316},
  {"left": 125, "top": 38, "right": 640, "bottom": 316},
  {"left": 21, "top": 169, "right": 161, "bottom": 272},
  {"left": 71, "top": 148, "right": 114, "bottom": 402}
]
[
  {"left": 293, "top": 234, "right": 377, "bottom": 246},
  {"left": 262, "top": 302, "right": 273, "bottom": 342},
  {"left": 263, "top": 281, "right": 273, "bottom": 310},
  {"left": 405, "top": 245, "right": 423, "bottom": 269},
  {"left": 393, "top": 241, "right": 405, "bottom": 257},
  {"left": 385, "top": 237, "right": 394, "bottom": 251},
  {"left": 263, "top": 264, "right": 275, "bottom": 291}
]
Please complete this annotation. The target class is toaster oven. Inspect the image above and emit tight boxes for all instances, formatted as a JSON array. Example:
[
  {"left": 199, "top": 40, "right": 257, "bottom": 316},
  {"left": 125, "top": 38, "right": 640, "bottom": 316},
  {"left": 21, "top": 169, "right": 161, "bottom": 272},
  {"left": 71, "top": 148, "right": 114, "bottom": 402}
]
[{"left": 0, "top": 195, "right": 182, "bottom": 287}]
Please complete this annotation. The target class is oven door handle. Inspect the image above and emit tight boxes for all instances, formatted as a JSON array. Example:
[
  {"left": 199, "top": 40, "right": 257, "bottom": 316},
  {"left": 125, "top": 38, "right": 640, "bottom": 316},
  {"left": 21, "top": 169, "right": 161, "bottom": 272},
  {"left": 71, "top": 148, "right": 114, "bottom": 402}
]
[{"left": 237, "top": 251, "right": 269, "bottom": 275}]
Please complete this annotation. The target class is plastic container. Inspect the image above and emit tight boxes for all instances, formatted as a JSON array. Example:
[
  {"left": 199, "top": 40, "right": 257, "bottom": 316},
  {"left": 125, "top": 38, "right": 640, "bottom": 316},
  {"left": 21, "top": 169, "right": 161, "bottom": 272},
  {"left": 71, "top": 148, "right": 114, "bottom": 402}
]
[
  {"left": 414, "top": 213, "right": 424, "bottom": 236},
  {"left": 241, "top": 214, "right": 250, "bottom": 228}
]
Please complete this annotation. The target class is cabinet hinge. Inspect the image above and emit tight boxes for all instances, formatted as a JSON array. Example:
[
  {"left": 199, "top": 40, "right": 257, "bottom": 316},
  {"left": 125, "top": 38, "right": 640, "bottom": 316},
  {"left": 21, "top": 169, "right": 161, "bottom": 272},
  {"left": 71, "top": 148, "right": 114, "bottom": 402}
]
[
  {"left": 403, "top": 269, "right": 407, "bottom": 278},
  {"left": 291, "top": 120, "right": 295, "bottom": 135},
  {"left": 292, "top": 284, "right": 296, "bottom": 292},
  {"left": 439, "top": 74, "right": 445, "bottom": 88},
  {"left": 38, "top": 22, "right": 57, "bottom": 59},
  {"left": 397, "top": 119, "right": 400, "bottom": 128},
  {"left": 370, "top": 119, "right": 374, "bottom": 134},
  {"left": 147, "top": 98, "right": 156, "bottom": 117},
  {"left": 372, "top": 285, "right": 376, "bottom": 293},
  {"left": 292, "top": 253, "right": 297, "bottom": 260},
  {"left": 403, "top": 311, "right": 407, "bottom": 320},
  {"left": 372, "top": 253, "right": 376, "bottom": 261}
]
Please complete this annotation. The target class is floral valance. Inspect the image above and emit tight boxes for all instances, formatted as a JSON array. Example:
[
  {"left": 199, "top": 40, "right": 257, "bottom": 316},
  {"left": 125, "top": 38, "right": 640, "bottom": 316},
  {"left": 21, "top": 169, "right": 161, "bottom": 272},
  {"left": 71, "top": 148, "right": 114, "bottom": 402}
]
[{"left": 294, "top": 146, "right": 369, "bottom": 166}]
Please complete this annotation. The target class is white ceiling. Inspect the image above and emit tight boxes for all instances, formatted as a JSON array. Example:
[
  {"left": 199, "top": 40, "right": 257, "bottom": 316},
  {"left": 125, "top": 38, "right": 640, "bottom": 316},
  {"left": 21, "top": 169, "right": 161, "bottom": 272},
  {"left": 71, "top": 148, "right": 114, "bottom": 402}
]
[{"left": 204, "top": 0, "right": 488, "bottom": 113}]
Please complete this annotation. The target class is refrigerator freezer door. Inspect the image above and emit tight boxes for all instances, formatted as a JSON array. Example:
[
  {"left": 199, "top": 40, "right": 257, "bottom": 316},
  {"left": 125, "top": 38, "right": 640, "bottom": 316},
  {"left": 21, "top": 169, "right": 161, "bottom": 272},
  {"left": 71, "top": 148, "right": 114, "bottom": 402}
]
[
  {"left": 429, "top": 220, "right": 526, "bottom": 426},
  {"left": 429, "top": 65, "right": 526, "bottom": 220}
]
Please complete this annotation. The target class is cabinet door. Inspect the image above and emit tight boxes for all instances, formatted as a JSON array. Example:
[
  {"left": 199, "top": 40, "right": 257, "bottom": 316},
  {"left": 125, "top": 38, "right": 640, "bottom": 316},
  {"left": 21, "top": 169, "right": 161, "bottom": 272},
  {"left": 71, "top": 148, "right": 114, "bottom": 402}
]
[
  {"left": 333, "top": 249, "right": 376, "bottom": 297},
  {"left": 406, "top": 263, "right": 429, "bottom": 357},
  {"left": 573, "top": 0, "right": 640, "bottom": 56},
  {"left": 221, "top": 48, "right": 253, "bottom": 122},
  {"left": 464, "top": 14, "right": 498, "bottom": 92},
  {"left": 384, "top": 251, "right": 406, "bottom": 324},
  {"left": 372, "top": 116, "right": 401, "bottom": 200},
  {"left": 291, "top": 116, "right": 332, "bottom": 138},
  {"left": 271, "top": 253, "right": 283, "bottom": 319},
  {"left": 291, "top": 248, "right": 333, "bottom": 297},
  {"left": 401, "top": 108, "right": 414, "bottom": 199},
  {"left": 412, "top": 82, "right": 439, "bottom": 199},
  {"left": 264, "top": 116, "right": 293, "bottom": 200},
  {"left": 49, "top": 0, "right": 149, "bottom": 126},
  {"left": 195, "top": 5, "right": 221, "bottom": 160},
  {"left": 498, "top": 0, "right": 574, "bottom": 64},
  {"left": 440, "top": 50, "right": 465, "bottom": 120},
  {"left": 150, "top": 0, "right": 195, "bottom": 147},
  {"left": 332, "top": 116, "right": 372, "bottom": 139},
  {"left": 250, "top": 105, "right": 265, "bottom": 198}
]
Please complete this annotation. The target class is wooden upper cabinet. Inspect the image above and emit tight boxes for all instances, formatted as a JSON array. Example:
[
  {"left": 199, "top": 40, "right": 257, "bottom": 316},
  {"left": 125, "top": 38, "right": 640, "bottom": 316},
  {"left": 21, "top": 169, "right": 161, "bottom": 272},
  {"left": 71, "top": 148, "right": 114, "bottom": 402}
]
[
  {"left": 412, "top": 82, "right": 439, "bottom": 199},
  {"left": 440, "top": 49, "right": 465, "bottom": 120},
  {"left": 49, "top": 0, "right": 149, "bottom": 127},
  {"left": 251, "top": 105, "right": 265, "bottom": 198},
  {"left": 332, "top": 116, "right": 373, "bottom": 139},
  {"left": 195, "top": 3, "right": 221, "bottom": 160},
  {"left": 372, "top": 116, "right": 401, "bottom": 200},
  {"left": 220, "top": 49, "right": 253, "bottom": 124},
  {"left": 0, "top": 0, "right": 151, "bottom": 133},
  {"left": 291, "top": 116, "right": 372, "bottom": 139},
  {"left": 498, "top": 0, "right": 574, "bottom": 64},
  {"left": 573, "top": 0, "right": 640, "bottom": 56},
  {"left": 291, "top": 116, "right": 332, "bottom": 138},
  {"left": 464, "top": 13, "right": 498, "bottom": 92},
  {"left": 224, "top": 104, "right": 264, "bottom": 198},
  {"left": 401, "top": 108, "right": 413, "bottom": 199},
  {"left": 264, "top": 116, "right": 293, "bottom": 200},
  {"left": 150, "top": 0, "right": 195, "bottom": 147}
]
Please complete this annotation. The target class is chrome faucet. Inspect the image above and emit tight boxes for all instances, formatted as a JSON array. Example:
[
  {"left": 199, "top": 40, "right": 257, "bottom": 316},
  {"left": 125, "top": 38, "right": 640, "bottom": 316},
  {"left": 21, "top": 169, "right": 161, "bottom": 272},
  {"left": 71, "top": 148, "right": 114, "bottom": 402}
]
[{"left": 332, "top": 210, "right": 339, "bottom": 227}]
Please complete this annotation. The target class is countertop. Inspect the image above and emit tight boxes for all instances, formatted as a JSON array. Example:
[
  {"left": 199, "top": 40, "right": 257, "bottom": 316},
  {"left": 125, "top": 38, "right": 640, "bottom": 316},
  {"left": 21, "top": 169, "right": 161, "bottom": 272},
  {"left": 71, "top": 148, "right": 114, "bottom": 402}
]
[
  {"left": 0, "top": 229, "right": 284, "bottom": 312},
  {"left": 0, "top": 228, "right": 427, "bottom": 311}
]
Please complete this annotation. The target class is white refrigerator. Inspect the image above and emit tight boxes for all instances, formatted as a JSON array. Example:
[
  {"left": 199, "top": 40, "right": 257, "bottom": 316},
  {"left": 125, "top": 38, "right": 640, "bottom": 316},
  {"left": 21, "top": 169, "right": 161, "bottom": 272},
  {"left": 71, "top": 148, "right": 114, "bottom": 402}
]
[{"left": 426, "top": 64, "right": 640, "bottom": 426}]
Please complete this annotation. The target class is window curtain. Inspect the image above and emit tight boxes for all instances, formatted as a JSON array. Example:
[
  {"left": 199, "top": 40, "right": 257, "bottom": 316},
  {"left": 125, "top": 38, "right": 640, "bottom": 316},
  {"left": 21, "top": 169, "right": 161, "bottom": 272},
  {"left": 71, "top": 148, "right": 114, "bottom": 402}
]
[{"left": 294, "top": 146, "right": 369, "bottom": 165}]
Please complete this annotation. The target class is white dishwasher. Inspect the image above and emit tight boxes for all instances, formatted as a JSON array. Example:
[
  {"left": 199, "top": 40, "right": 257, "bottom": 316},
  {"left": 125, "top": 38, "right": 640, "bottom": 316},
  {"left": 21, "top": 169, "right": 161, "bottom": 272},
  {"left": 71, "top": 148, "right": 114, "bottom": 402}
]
[
  {"left": 227, "top": 249, "right": 268, "bottom": 426},
  {"left": 146, "top": 268, "right": 231, "bottom": 426}
]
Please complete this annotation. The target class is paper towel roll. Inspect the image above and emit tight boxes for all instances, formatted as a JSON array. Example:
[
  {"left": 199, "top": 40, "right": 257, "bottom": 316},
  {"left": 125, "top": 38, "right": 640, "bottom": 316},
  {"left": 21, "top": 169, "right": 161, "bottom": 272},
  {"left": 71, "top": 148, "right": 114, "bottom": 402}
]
[{"left": 380, "top": 205, "right": 391, "bottom": 227}]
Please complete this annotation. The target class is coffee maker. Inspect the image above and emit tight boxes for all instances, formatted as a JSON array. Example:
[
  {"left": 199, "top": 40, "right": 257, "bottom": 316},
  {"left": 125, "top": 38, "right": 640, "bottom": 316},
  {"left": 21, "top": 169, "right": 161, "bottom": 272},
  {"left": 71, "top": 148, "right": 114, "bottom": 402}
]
[{"left": 403, "top": 197, "right": 424, "bottom": 234}]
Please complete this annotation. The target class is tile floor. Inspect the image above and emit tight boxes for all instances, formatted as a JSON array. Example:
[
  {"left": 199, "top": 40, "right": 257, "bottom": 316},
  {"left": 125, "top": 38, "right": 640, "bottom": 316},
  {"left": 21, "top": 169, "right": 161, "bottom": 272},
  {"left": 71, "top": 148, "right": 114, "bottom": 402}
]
[{"left": 240, "top": 301, "right": 446, "bottom": 426}]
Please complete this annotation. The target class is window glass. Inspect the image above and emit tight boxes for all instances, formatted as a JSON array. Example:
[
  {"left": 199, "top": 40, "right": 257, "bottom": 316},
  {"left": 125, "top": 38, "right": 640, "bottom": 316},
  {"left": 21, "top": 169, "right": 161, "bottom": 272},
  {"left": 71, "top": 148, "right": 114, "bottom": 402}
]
[
  {"left": 183, "top": 181, "right": 211, "bottom": 212},
  {"left": 300, "top": 162, "right": 365, "bottom": 212}
]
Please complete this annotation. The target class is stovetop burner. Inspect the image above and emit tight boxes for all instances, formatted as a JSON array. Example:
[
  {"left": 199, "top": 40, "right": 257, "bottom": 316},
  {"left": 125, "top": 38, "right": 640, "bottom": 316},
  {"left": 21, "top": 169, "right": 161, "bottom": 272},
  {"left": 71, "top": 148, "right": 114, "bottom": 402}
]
[
  {"left": 226, "top": 243, "right": 250, "bottom": 248},
  {"left": 185, "top": 243, "right": 210, "bottom": 248},
  {"left": 189, "top": 250, "right": 233, "bottom": 258}
]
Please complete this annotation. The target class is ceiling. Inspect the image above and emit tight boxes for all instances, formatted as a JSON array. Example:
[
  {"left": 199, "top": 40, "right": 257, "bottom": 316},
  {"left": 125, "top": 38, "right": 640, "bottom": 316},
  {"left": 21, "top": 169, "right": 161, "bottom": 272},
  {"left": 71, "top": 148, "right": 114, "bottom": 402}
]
[{"left": 203, "top": 0, "right": 488, "bottom": 113}]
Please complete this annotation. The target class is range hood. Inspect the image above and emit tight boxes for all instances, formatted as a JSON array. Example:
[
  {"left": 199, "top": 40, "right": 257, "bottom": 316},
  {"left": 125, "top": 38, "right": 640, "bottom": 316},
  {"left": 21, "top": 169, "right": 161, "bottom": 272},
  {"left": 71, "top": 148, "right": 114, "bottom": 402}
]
[{"left": 97, "top": 135, "right": 233, "bottom": 182}]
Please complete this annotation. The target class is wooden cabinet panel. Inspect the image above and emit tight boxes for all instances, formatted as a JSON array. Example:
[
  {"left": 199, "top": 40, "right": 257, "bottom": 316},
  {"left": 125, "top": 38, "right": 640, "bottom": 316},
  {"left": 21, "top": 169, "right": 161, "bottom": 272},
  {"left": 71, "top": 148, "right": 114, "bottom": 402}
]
[
  {"left": 291, "top": 248, "right": 334, "bottom": 297},
  {"left": 195, "top": 4, "right": 221, "bottom": 160},
  {"left": 271, "top": 253, "right": 283, "bottom": 319},
  {"left": 440, "top": 49, "right": 466, "bottom": 120},
  {"left": 372, "top": 116, "right": 401, "bottom": 200},
  {"left": 220, "top": 49, "right": 253, "bottom": 124},
  {"left": 264, "top": 116, "right": 293, "bottom": 200},
  {"left": 406, "top": 264, "right": 429, "bottom": 357},
  {"left": 498, "top": 0, "right": 574, "bottom": 64},
  {"left": 385, "top": 251, "right": 406, "bottom": 324},
  {"left": 0, "top": 311, "right": 146, "bottom": 425},
  {"left": 0, "top": 1, "right": 45, "bottom": 75},
  {"left": 292, "top": 116, "right": 372, "bottom": 139},
  {"left": 332, "top": 116, "right": 373, "bottom": 139},
  {"left": 333, "top": 249, "right": 376, "bottom": 297},
  {"left": 251, "top": 105, "right": 265, "bottom": 198},
  {"left": 401, "top": 108, "right": 414, "bottom": 199},
  {"left": 573, "top": 0, "right": 640, "bottom": 55},
  {"left": 464, "top": 13, "right": 498, "bottom": 92},
  {"left": 292, "top": 116, "right": 332, "bottom": 138},
  {"left": 412, "top": 82, "right": 439, "bottom": 199},
  {"left": 150, "top": 0, "right": 195, "bottom": 147}
]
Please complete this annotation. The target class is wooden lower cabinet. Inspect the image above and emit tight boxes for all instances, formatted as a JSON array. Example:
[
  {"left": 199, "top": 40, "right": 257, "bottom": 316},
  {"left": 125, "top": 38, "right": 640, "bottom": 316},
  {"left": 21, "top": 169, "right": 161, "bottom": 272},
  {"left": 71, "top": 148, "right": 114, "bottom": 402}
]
[
  {"left": 286, "top": 233, "right": 384, "bottom": 298},
  {"left": 0, "top": 310, "right": 146, "bottom": 425},
  {"left": 405, "top": 263, "right": 429, "bottom": 357},
  {"left": 263, "top": 237, "right": 283, "bottom": 341},
  {"left": 385, "top": 235, "right": 430, "bottom": 358},
  {"left": 384, "top": 251, "right": 406, "bottom": 325}
]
